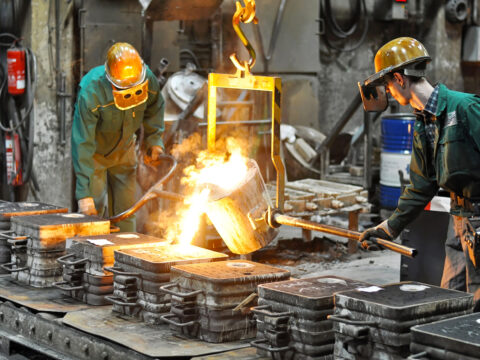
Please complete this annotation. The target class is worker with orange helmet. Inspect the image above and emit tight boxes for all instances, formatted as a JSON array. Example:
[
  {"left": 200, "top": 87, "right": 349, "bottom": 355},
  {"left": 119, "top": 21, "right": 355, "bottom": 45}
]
[
  {"left": 72, "top": 42, "right": 165, "bottom": 232},
  {"left": 359, "top": 37, "right": 480, "bottom": 310}
]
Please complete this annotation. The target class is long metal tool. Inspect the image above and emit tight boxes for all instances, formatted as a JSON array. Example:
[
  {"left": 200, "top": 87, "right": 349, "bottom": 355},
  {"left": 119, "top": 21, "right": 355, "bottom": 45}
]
[{"left": 272, "top": 213, "right": 417, "bottom": 258}]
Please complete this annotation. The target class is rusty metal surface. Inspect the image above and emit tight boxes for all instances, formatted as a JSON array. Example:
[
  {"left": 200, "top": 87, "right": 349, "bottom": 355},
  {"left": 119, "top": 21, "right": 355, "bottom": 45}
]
[
  {"left": 12, "top": 213, "right": 109, "bottom": 227},
  {"left": 258, "top": 276, "right": 370, "bottom": 310},
  {"left": 0, "top": 275, "right": 92, "bottom": 313},
  {"left": 63, "top": 307, "right": 251, "bottom": 357},
  {"left": 334, "top": 282, "right": 474, "bottom": 320},
  {"left": 114, "top": 244, "right": 228, "bottom": 273},
  {"left": 146, "top": 0, "right": 223, "bottom": 21},
  {"left": 0, "top": 200, "right": 68, "bottom": 219},
  {"left": 410, "top": 313, "right": 480, "bottom": 358}
]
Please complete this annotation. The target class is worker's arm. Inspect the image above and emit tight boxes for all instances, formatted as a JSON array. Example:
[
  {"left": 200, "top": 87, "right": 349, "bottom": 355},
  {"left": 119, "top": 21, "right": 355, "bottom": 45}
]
[
  {"left": 143, "top": 68, "right": 165, "bottom": 152},
  {"left": 464, "top": 100, "right": 480, "bottom": 152},
  {"left": 72, "top": 88, "right": 99, "bottom": 201},
  {"left": 387, "top": 121, "right": 439, "bottom": 234}
]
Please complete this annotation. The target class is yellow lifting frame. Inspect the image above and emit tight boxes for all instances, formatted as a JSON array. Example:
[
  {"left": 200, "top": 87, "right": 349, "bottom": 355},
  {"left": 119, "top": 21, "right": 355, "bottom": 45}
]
[{"left": 207, "top": 72, "right": 285, "bottom": 212}]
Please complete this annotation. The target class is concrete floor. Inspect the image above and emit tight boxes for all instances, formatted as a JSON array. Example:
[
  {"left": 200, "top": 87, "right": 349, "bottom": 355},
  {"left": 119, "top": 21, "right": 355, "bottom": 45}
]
[{"left": 262, "top": 222, "right": 401, "bottom": 286}]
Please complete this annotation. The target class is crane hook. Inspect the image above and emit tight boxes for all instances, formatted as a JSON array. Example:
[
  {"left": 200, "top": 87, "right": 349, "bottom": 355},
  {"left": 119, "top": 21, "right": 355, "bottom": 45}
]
[{"left": 230, "top": 0, "right": 258, "bottom": 74}]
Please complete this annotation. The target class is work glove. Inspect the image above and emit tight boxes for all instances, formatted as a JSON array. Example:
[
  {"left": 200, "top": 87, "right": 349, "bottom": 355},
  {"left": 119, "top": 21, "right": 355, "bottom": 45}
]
[
  {"left": 144, "top": 145, "right": 164, "bottom": 165},
  {"left": 359, "top": 220, "right": 397, "bottom": 251},
  {"left": 78, "top": 197, "right": 97, "bottom": 216}
]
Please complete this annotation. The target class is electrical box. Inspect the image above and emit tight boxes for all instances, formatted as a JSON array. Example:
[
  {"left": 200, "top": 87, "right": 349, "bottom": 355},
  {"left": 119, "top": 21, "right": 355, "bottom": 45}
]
[{"left": 374, "top": 0, "right": 409, "bottom": 20}]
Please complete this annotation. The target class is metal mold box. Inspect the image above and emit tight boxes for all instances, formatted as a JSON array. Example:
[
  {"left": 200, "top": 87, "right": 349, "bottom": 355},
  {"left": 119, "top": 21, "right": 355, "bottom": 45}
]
[
  {"left": 258, "top": 276, "right": 370, "bottom": 310},
  {"left": 114, "top": 244, "right": 228, "bottom": 273},
  {"left": 334, "top": 282, "right": 474, "bottom": 321},
  {"left": 410, "top": 313, "right": 480, "bottom": 358},
  {"left": 0, "top": 201, "right": 68, "bottom": 219}
]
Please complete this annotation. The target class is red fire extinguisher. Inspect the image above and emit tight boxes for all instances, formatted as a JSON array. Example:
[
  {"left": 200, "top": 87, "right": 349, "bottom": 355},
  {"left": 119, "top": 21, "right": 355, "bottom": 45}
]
[
  {"left": 7, "top": 47, "right": 26, "bottom": 96},
  {"left": 5, "top": 133, "right": 23, "bottom": 186}
]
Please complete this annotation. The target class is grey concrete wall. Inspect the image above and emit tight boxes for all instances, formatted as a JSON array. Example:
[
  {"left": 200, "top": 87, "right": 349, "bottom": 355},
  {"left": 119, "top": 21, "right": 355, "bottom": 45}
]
[{"left": 25, "top": 0, "right": 74, "bottom": 209}]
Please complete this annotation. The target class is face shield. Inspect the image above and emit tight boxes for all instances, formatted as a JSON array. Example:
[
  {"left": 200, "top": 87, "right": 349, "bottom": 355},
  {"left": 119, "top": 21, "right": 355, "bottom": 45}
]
[
  {"left": 112, "top": 79, "right": 149, "bottom": 110},
  {"left": 358, "top": 66, "right": 393, "bottom": 112}
]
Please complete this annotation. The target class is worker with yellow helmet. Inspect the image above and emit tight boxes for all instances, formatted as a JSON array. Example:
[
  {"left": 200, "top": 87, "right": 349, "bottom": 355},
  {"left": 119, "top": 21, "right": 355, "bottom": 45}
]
[
  {"left": 72, "top": 42, "right": 165, "bottom": 231},
  {"left": 360, "top": 37, "right": 480, "bottom": 310}
]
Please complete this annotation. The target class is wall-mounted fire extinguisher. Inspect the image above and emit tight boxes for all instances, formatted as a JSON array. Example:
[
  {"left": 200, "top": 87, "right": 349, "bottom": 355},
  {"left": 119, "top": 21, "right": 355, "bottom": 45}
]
[{"left": 7, "top": 46, "right": 26, "bottom": 96}]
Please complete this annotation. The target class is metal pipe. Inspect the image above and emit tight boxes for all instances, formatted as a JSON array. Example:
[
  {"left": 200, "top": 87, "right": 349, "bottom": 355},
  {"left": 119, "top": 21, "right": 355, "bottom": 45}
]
[{"left": 273, "top": 213, "right": 417, "bottom": 258}]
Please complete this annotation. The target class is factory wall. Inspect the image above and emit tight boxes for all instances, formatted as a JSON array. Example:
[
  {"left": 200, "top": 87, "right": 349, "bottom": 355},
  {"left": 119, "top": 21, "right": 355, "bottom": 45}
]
[{"left": 13, "top": 0, "right": 470, "bottom": 207}]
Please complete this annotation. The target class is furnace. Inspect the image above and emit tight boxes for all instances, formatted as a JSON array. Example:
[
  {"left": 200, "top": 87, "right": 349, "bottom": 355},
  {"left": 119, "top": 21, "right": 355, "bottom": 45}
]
[
  {"left": 161, "top": 260, "right": 290, "bottom": 343},
  {"left": 55, "top": 232, "right": 169, "bottom": 305},
  {"left": 410, "top": 312, "right": 480, "bottom": 359},
  {"left": 108, "top": 244, "right": 228, "bottom": 324},
  {"left": 331, "top": 282, "right": 474, "bottom": 359},
  {"left": 252, "top": 276, "right": 371, "bottom": 360},
  {"left": 3, "top": 213, "right": 110, "bottom": 287}
]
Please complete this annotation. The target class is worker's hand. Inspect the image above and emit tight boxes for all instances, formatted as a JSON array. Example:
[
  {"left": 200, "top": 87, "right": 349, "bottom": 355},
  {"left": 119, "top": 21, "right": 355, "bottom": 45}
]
[
  {"left": 144, "top": 145, "right": 164, "bottom": 164},
  {"left": 359, "top": 220, "right": 396, "bottom": 251},
  {"left": 78, "top": 197, "right": 97, "bottom": 216}
]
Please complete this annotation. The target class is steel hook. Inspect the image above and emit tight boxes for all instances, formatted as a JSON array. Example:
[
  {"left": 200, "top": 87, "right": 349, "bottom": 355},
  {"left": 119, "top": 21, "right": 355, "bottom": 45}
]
[{"left": 230, "top": 0, "right": 258, "bottom": 73}]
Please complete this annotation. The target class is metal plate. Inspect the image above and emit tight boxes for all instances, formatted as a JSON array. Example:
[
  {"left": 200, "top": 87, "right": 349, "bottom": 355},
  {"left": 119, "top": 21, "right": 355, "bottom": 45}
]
[
  {"left": 63, "top": 307, "right": 251, "bottom": 358},
  {"left": 171, "top": 260, "right": 290, "bottom": 284},
  {"left": 0, "top": 200, "right": 68, "bottom": 218},
  {"left": 0, "top": 275, "right": 92, "bottom": 313},
  {"left": 258, "top": 276, "right": 370, "bottom": 311},
  {"left": 411, "top": 313, "right": 480, "bottom": 358},
  {"left": 114, "top": 244, "right": 228, "bottom": 273},
  {"left": 334, "top": 282, "right": 474, "bottom": 320},
  {"left": 410, "top": 341, "right": 478, "bottom": 360}
]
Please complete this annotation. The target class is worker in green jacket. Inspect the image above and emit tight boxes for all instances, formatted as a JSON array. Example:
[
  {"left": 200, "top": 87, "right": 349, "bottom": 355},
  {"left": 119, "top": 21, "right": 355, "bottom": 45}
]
[
  {"left": 72, "top": 42, "right": 164, "bottom": 232},
  {"left": 359, "top": 37, "right": 480, "bottom": 310}
]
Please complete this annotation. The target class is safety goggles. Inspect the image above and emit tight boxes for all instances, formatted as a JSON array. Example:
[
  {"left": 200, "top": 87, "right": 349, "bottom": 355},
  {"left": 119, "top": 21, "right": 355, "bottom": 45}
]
[{"left": 112, "top": 79, "right": 149, "bottom": 110}]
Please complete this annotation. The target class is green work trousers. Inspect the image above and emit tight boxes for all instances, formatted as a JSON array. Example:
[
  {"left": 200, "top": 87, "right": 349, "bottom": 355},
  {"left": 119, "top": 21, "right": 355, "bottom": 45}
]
[{"left": 91, "top": 142, "right": 137, "bottom": 232}]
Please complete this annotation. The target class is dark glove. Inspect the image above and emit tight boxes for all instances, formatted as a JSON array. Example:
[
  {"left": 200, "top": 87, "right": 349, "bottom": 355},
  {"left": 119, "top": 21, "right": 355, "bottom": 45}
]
[{"left": 359, "top": 220, "right": 396, "bottom": 251}]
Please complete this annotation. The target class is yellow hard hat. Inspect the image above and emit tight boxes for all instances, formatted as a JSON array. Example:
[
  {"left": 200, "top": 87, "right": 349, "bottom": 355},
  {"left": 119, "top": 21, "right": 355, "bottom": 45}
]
[
  {"left": 105, "top": 43, "right": 146, "bottom": 89},
  {"left": 365, "top": 37, "right": 431, "bottom": 86}
]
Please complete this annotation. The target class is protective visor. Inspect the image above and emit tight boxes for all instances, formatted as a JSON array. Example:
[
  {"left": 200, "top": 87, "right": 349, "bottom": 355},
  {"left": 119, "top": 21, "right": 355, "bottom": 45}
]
[
  {"left": 358, "top": 82, "right": 388, "bottom": 113},
  {"left": 112, "top": 79, "right": 149, "bottom": 110}
]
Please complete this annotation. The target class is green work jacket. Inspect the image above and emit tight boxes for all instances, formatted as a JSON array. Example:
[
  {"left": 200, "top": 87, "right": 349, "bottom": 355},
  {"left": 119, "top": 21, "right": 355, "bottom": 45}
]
[
  {"left": 388, "top": 84, "right": 480, "bottom": 234},
  {"left": 72, "top": 65, "right": 165, "bottom": 201}
]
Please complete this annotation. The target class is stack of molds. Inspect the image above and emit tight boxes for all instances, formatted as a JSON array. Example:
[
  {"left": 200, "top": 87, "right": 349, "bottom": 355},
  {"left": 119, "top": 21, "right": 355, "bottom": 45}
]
[
  {"left": 331, "top": 282, "right": 474, "bottom": 360},
  {"left": 55, "top": 232, "right": 167, "bottom": 305},
  {"left": 161, "top": 260, "right": 291, "bottom": 343},
  {"left": 252, "top": 276, "right": 371, "bottom": 360},
  {"left": 108, "top": 244, "right": 228, "bottom": 324},
  {"left": 410, "top": 313, "right": 480, "bottom": 360},
  {"left": 5, "top": 213, "right": 110, "bottom": 287},
  {"left": 0, "top": 201, "right": 67, "bottom": 273}
]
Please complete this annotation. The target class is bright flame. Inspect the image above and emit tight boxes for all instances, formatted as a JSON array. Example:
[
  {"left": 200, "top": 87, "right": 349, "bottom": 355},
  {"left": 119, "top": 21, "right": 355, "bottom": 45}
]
[{"left": 166, "top": 136, "right": 250, "bottom": 246}]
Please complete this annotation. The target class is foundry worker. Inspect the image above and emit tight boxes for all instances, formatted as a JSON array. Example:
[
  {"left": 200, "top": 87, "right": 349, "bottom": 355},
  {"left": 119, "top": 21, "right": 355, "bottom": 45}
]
[
  {"left": 359, "top": 37, "right": 480, "bottom": 310},
  {"left": 72, "top": 42, "right": 164, "bottom": 231}
]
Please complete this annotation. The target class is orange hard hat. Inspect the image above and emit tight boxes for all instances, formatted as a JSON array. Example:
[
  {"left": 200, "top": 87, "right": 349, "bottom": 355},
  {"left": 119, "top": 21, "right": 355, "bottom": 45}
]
[
  {"left": 105, "top": 43, "right": 146, "bottom": 89},
  {"left": 364, "top": 37, "right": 431, "bottom": 86}
]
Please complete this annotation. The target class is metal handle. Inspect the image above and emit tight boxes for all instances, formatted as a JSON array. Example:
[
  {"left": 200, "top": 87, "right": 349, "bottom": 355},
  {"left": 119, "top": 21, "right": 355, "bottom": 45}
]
[
  {"left": 52, "top": 281, "right": 84, "bottom": 291},
  {"left": 327, "top": 314, "right": 378, "bottom": 326},
  {"left": 159, "top": 283, "right": 203, "bottom": 298},
  {"left": 250, "top": 339, "right": 292, "bottom": 353},
  {"left": 56, "top": 253, "right": 88, "bottom": 266},
  {"left": 407, "top": 352, "right": 429, "bottom": 360},
  {"left": 0, "top": 231, "right": 27, "bottom": 241},
  {"left": 1, "top": 261, "right": 28, "bottom": 273},
  {"left": 109, "top": 225, "right": 120, "bottom": 233},
  {"left": 6, "top": 238, "right": 28, "bottom": 246},
  {"left": 252, "top": 305, "right": 292, "bottom": 318},
  {"left": 104, "top": 266, "right": 141, "bottom": 278},
  {"left": 104, "top": 295, "right": 138, "bottom": 307},
  {"left": 160, "top": 313, "right": 198, "bottom": 328}
]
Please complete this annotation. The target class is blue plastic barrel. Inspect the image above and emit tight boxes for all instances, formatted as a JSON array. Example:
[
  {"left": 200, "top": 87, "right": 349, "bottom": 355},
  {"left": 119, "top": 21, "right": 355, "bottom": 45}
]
[{"left": 380, "top": 114, "right": 416, "bottom": 209}]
